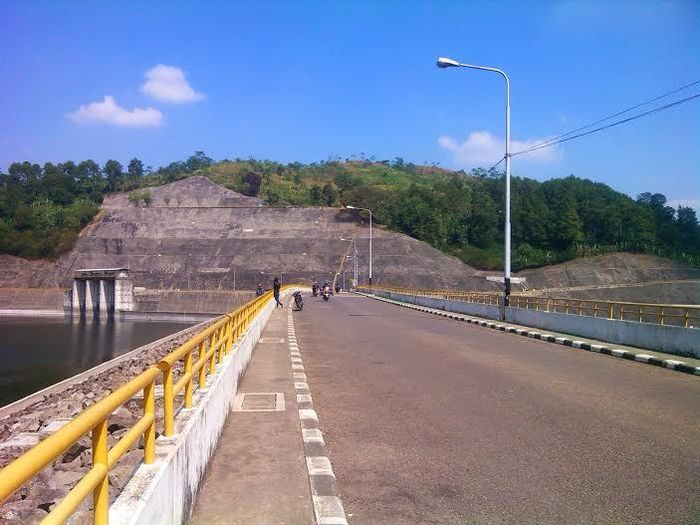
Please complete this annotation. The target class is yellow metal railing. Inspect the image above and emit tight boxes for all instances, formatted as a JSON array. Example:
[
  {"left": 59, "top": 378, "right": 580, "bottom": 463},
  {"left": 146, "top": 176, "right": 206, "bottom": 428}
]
[
  {"left": 359, "top": 285, "right": 501, "bottom": 306},
  {"left": 359, "top": 285, "right": 699, "bottom": 328},
  {"left": 0, "top": 288, "right": 281, "bottom": 525},
  {"left": 508, "top": 295, "right": 699, "bottom": 328}
]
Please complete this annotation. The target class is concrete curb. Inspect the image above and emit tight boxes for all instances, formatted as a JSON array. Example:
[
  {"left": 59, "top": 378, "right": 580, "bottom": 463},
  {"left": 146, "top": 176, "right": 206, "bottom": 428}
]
[
  {"left": 357, "top": 293, "right": 700, "bottom": 378},
  {"left": 288, "top": 308, "right": 348, "bottom": 525}
]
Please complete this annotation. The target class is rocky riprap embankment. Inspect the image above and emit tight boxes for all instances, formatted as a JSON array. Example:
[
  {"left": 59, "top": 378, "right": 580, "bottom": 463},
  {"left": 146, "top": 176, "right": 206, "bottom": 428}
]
[{"left": 0, "top": 319, "right": 216, "bottom": 524}]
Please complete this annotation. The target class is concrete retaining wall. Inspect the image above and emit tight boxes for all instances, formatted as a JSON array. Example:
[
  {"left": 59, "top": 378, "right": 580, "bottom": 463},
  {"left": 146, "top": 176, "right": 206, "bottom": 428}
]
[
  {"left": 109, "top": 290, "right": 293, "bottom": 525},
  {"left": 505, "top": 308, "right": 700, "bottom": 358},
  {"left": 372, "top": 290, "right": 501, "bottom": 320}
]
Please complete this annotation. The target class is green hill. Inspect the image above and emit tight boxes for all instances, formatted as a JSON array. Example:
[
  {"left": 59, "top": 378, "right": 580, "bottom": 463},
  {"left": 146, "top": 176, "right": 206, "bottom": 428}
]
[{"left": 1, "top": 153, "right": 699, "bottom": 270}]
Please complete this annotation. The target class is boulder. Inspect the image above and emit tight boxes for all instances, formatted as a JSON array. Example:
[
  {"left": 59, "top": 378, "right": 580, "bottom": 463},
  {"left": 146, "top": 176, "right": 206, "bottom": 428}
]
[
  {"left": 107, "top": 407, "right": 134, "bottom": 432},
  {"left": 52, "top": 468, "right": 84, "bottom": 489},
  {"left": 61, "top": 441, "right": 88, "bottom": 464},
  {"left": 0, "top": 500, "right": 48, "bottom": 522}
]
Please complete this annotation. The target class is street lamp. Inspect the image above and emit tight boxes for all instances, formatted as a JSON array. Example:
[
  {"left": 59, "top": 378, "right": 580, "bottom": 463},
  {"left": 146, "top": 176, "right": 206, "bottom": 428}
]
[
  {"left": 436, "top": 56, "right": 512, "bottom": 306},
  {"left": 345, "top": 205, "right": 373, "bottom": 286}
]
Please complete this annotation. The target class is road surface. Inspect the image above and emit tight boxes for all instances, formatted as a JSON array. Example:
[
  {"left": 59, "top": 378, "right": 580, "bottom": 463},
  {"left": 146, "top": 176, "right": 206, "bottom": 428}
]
[{"left": 294, "top": 294, "right": 700, "bottom": 525}]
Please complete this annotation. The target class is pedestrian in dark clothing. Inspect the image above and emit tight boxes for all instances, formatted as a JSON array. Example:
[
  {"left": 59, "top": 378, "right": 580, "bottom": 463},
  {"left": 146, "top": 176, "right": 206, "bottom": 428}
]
[
  {"left": 273, "top": 277, "right": 282, "bottom": 308},
  {"left": 255, "top": 283, "right": 264, "bottom": 297}
]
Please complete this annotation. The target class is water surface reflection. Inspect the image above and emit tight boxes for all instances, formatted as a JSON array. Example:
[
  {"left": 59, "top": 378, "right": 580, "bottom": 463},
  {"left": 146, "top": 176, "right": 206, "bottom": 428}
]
[{"left": 0, "top": 317, "right": 193, "bottom": 406}]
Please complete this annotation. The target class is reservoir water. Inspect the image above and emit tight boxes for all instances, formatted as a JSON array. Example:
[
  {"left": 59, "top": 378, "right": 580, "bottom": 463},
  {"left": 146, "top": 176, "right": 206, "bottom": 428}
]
[{"left": 0, "top": 317, "right": 194, "bottom": 406}]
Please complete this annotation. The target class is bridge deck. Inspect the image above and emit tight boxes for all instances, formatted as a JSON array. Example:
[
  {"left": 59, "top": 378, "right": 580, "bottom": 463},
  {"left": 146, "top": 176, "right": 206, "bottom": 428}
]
[{"left": 192, "top": 294, "right": 700, "bottom": 524}]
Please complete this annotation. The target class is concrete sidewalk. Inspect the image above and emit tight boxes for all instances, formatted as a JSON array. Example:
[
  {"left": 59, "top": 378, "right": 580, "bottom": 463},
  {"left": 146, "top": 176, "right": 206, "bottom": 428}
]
[{"left": 189, "top": 304, "right": 314, "bottom": 525}]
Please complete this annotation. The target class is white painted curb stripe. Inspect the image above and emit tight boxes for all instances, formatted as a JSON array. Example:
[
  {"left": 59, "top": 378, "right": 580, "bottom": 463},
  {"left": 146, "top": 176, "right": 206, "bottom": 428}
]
[{"left": 288, "top": 309, "right": 348, "bottom": 525}]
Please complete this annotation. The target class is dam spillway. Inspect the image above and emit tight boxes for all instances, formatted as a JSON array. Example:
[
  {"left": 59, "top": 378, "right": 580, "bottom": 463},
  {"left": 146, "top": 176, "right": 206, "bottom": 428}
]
[{"left": 71, "top": 268, "right": 133, "bottom": 318}]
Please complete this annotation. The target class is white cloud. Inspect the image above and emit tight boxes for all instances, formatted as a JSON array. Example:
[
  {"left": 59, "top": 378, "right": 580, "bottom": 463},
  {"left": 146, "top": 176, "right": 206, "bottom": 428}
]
[
  {"left": 66, "top": 96, "right": 163, "bottom": 127},
  {"left": 438, "top": 131, "right": 562, "bottom": 168},
  {"left": 141, "top": 64, "right": 204, "bottom": 103}
]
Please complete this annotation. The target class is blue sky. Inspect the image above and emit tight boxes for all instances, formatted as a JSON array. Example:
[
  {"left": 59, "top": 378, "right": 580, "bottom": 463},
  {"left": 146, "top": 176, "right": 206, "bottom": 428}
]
[{"left": 1, "top": 0, "right": 698, "bottom": 208}]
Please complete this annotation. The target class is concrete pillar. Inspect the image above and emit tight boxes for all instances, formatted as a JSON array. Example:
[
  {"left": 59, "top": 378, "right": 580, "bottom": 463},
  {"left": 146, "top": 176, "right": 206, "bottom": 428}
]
[
  {"left": 106, "top": 280, "right": 116, "bottom": 316},
  {"left": 72, "top": 281, "right": 81, "bottom": 314},
  {"left": 99, "top": 279, "right": 109, "bottom": 316},
  {"left": 72, "top": 280, "right": 87, "bottom": 315},
  {"left": 114, "top": 277, "right": 134, "bottom": 312},
  {"left": 85, "top": 279, "right": 97, "bottom": 317}
]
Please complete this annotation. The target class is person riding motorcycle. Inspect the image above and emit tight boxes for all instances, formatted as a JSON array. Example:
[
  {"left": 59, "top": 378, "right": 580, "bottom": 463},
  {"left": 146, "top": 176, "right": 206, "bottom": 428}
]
[{"left": 312, "top": 281, "right": 319, "bottom": 296}]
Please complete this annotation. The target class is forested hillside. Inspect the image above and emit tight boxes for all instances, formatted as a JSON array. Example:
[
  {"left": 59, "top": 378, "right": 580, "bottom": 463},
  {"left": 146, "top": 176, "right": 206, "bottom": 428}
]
[{"left": 1, "top": 152, "right": 698, "bottom": 270}]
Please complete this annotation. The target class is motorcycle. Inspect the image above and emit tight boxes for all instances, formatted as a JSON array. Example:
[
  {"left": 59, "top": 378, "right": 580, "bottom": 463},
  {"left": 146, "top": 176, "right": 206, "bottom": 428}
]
[
  {"left": 293, "top": 291, "right": 304, "bottom": 310},
  {"left": 322, "top": 285, "right": 331, "bottom": 301},
  {"left": 311, "top": 283, "right": 319, "bottom": 297}
]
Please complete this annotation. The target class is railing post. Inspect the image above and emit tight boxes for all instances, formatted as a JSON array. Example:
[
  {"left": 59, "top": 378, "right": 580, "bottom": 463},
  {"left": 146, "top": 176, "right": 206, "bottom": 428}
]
[
  {"left": 184, "top": 350, "right": 193, "bottom": 408},
  {"left": 659, "top": 306, "right": 664, "bottom": 326},
  {"left": 608, "top": 303, "right": 613, "bottom": 319},
  {"left": 92, "top": 419, "right": 109, "bottom": 525},
  {"left": 143, "top": 381, "right": 155, "bottom": 463},
  {"left": 685, "top": 310, "right": 690, "bottom": 328},
  {"left": 225, "top": 318, "right": 233, "bottom": 354},
  {"left": 217, "top": 325, "right": 225, "bottom": 363},
  {"left": 639, "top": 305, "right": 642, "bottom": 323},
  {"left": 198, "top": 339, "right": 207, "bottom": 389},
  {"left": 163, "top": 366, "right": 174, "bottom": 436},
  {"left": 208, "top": 332, "right": 216, "bottom": 372}
]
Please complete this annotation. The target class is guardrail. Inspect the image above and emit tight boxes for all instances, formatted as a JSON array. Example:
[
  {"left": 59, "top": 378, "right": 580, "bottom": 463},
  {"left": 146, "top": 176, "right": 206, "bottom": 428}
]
[
  {"left": 358, "top": 285, "right": 500, "bottom": 306},
  {"left": 359, "top": 285, "right": 699, "bottom": 328},
  {"left": 0, "top": 288, "right": 279, "bottom": 525},
  {"left": 508, "top": 295, "right": 699, "bottom": 328}
]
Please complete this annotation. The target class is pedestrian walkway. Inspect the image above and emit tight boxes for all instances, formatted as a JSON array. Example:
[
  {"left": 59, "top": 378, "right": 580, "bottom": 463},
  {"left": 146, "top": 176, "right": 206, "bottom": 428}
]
[{"left": 190, "top": 305, "right": 314, "bottom": 525}]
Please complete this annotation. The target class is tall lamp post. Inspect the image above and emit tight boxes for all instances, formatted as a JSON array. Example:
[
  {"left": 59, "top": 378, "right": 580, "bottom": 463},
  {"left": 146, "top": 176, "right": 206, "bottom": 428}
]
[
  {"left": 346, "top": 205, "right": 373, "bottom": 286},
  {"left": 436, "top": 56, "right": 512, "bottom": 306}
]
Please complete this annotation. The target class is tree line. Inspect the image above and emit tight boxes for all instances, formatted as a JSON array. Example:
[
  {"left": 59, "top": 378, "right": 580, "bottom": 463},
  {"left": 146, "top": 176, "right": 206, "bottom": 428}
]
[{"left": 1, "top": 153, "right": 698, "bottom": 270}]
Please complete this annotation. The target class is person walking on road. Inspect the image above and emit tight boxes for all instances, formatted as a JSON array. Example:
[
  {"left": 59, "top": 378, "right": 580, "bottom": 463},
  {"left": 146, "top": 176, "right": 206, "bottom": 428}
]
[{"left": 273, "top": 277, "right": 282, "bottom": 308}]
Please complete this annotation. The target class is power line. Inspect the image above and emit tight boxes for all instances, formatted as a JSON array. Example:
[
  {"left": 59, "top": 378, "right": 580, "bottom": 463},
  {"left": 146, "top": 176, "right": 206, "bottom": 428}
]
[
  {"left": 511, "top": 92, "right": 700, "bottom": 158},
  {"left": 519, "top": 79, "right": 700, "bottom": 153},
  {"left": 488, "top": 156, "right": 505, "bottom": 171}
]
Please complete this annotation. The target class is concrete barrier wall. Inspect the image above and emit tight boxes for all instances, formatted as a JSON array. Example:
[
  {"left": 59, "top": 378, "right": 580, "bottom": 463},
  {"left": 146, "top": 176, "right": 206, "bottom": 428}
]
[
  {"left": 109, "top": 290, "right": 294, "bottom": 525},
  {"left": 505, "top": 308, "right": 700, "bottom": 358},
  {"left": 373, "top": 290, "right": 501, "bottom": 320},
  {"left": 365, "top": 289, "right": 698, "bottom": 358}
]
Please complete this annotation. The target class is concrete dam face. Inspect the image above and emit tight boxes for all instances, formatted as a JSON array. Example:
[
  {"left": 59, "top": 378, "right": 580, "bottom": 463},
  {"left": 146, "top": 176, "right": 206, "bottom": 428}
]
[{"left": 20, "top": 176, "right": 499, "bottom": 292}]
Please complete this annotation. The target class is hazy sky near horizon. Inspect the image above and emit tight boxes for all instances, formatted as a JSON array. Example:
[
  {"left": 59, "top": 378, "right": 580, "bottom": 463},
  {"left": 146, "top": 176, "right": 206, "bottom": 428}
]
[{"left": 1, "top": 1, "right": 698, "bottom": 209}]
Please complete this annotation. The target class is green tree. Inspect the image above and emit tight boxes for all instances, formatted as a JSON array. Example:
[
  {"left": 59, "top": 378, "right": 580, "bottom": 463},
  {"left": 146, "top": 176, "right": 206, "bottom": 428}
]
[
  {"left": 554, "top": 199, "right": 584, "bottom": 248},
  {"left": 103, "top": 159, "right": 124, "bottom": 192},
  {"left": 127, "top": 158, "right": 144, "bottom": 179},
  {"left": 309, "top": 185, "right": 323, "bottom": 204},
  {"left": 677, "top": 206, "right": 700, "bottom": 253},
  {"left": 186, "top": 151, "right": 213, "bottom": 171},
  {"left": 321, "top": 183, "right": 337, "bottom": 206}
]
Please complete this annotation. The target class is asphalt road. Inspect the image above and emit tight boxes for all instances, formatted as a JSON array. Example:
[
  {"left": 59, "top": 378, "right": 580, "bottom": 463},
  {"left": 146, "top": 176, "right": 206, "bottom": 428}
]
[{"left": 294, "top": 294, "right": 700, "bottom": 525}]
